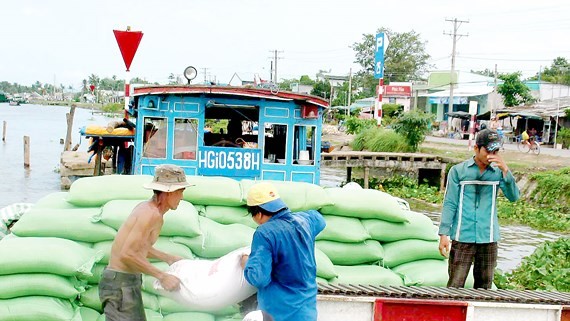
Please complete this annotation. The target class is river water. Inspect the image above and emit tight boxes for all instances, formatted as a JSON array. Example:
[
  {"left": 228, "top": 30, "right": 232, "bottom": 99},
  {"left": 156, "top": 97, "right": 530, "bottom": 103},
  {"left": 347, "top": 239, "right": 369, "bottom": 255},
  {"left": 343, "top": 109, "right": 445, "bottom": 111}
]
[{"left": 1, "top": 103, "right": 566, "bottom": 272}]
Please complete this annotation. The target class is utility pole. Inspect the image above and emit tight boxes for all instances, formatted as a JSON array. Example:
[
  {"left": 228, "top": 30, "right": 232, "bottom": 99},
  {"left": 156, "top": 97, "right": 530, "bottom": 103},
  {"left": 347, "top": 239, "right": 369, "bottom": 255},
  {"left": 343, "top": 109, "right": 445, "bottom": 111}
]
[
  {"left": 444, "top": 18, "right": 469, "bottom": 129},
  {"left": 491, "top": 64, "right": 494, "bottom": 118},
  {"left": 269, "top": 50, "right": 284, "bottom": 84},
  {"left": 202, "top": 68, "right": 209, "bottom": 84},
  {"left": 347, "top": 68, "right": 352, "bottom": 113}
]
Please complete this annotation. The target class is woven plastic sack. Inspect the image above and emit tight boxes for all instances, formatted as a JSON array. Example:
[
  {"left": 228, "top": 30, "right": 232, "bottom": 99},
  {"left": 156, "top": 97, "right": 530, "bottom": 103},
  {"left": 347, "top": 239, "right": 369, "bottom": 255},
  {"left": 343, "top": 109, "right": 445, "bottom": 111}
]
[
  {"left": 183, "top": 176, "right": 243, "bottom": 206},
  {"left": 158, "top": 296, "right": 240, "bottom": 315},
  {"left": 316, "top": 215, "right": 370, "bottom": 243},
  {"left": 172, "top": 217, "right": 254, "bottom": 258},
  {"left": 362, "top": 210, "right": 438, "bottom": 242},
  {"left": 142, "top": 262, "right": 170, "bottom": 295},
  {"left": 203, "top": 205, "right": 256, "bottom": 228},
  {"left": 392, "top": 259, "right": 474, "bottom": 288},
  {"left": 0, "top": 273, "right": 84, "bottom": 299},
  {"left": 93, "top": 237, "right": 194, "bottom": 264},
  {"left": 163, "top": 312, "right": 216, "bottom": 321},
  {"left": 35, "top": 192, "right": 78, "bottom": 209},
  {"left": 154, "top": 247, "right": 256, "bottom": 310},
  {"left": 0, "top": 296, "right": 80, "bottom": 321},
  {"left": 320, "top": 188, "right": 408, "bottom": 222},
  {"left": 240, "top": 179, "right": 332, "bottom": 211},
  {"left": 316, "top": 240, "right": 384, "bottom": 265},
  {"left": 382, "top": 239, "right": 444, "bottom": 268},
  {"left": 67, "top": 175, "right": 154, "bottom": 207},
  {"left": 315, "top": 247, "right": 338, "bottom": 279},
  {"left": 0, "top": 203, "right": 33, "bottom": 240},
  {"left": 11, "top": 208, "right": 116, "bottom": 243},
  {"left": 80, "top": 286, "right": 160, "bottom": 313},
  {"left": 0, "top": 237, "right": 102, "bottom": 277},
  {"left": 330, "top": 265, "right": 404, "bottom": 286},
  {"left": 78, "top": 307, "right": 100, "bottom": 321},
  {"left": 94, "top": 200, "right": 201, "bottom": 238},
  {"left": 96, "top": 309, "right": 163, "bottom": 321},
  {"left": 86, "top": 263, "right": 106, "bottom": 284}
]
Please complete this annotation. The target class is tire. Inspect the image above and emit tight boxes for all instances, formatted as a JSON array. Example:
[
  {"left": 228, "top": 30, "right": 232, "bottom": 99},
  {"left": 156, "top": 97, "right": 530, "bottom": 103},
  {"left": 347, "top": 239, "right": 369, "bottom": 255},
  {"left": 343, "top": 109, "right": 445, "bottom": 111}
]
[
  {"left": 517, "top": 141, "right": 529, "bottom": 153},
  {"left": 532, "top": 142, "right": 541, "bottom": 155}
]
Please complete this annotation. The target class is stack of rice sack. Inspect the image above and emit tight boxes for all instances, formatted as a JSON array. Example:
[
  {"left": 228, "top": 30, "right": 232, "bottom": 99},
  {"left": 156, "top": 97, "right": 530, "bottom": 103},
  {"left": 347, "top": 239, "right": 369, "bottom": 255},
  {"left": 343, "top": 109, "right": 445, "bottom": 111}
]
[{"left": 0, "top": 174, "right": 471, "bottom": 321}]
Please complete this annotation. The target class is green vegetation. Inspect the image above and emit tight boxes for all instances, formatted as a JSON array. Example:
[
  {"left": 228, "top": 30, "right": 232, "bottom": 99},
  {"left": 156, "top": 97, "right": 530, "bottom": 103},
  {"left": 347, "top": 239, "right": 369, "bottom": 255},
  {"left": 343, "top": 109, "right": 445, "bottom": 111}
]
[
  {"left": 497, "top": 72, "right": 534, "bottom": 107},
  {"left": 351, "top": 127, "right": 411, "bottom": 153},
  {"left": 392, "top": 110, "right": 434, "bottom": 152},
  {"left": 555, "top": 127, "right": 570, "bottom": 148},
  {"left": 101, "top": 103, "right": 123, "bottom": 113},
  {"left": 344, "top": 117, "right": 376, "bottom": 135},
  {"left": 494, "top": 238, "right": 570, "bottom": 292}
]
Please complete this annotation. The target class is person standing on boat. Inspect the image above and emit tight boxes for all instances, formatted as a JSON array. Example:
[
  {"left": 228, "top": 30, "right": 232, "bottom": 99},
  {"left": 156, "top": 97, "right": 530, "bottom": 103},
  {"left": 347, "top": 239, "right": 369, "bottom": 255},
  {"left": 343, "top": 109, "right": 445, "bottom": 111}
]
[
  {"left": 438, "top": 129, "right": 520, "bottom": 289},
  {"left": 99, "top": 164, "right": 191, "bottom": 321},
  {"left": 241, "top": 182, "right": 325, "bottom": 321}
]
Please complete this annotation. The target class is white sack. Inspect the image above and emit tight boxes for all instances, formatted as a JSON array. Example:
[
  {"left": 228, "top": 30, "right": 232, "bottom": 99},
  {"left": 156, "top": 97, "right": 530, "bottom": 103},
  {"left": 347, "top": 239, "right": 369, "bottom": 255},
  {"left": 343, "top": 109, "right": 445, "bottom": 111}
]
[{"left": 154, "top": 247, "right": 256, "bottom": 310}]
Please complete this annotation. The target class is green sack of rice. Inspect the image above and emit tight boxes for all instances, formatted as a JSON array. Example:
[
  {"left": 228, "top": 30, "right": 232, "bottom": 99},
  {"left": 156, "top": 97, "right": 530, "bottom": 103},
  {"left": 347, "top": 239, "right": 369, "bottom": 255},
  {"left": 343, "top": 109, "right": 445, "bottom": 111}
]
[
  {"left": 316, "top": 215, "right": 370, "bottom": 243},
  {"left": 0, "top": 273, "right": 84, "bottom": 299},
  {"left": 163, "top": 312, "right": 216, "bottom": 321},
  {"left": 86, "top": 263, "right": 107, "bottom": 284},
  {"left": 316, "top": 240, "right": 384, "bottom": 265},
  {"left": 94, "top": 200, "right": 201, "bottom": 238},
  {"left": 0, "top": 296, "right": 79, "bottom": 321},
  {"left": 172, "top": 217, "right": 254, "bottom": 258},
  {"left": 67, "top": 175, "right": 154, "bottom": 207},
  {"left": 11, "top": 208, "right": 117, "bottom": 243},
  {"left": 81, "top": 286, "right": 160, "bottom": 313},
  {"left": 392, "top": 259, "right": 474, "bottom": 288},
  {"left": 78, "top": 307, "right": 100, "bottom": 321},
  {"left": 35, "top": 192, "right": 79, "bottom": 209},
  {"left": 184, "top": 176, "right": 243, "bottom": 206},
  {"left": 331, "top": 265, "right": 404, "bottom": 286},
  {"left": 94, "top": 237, "right": 194, "bottom": 264},
  {"left": 0, "top": 237, "right": 102, "bottom": 277},
  {"left": 382, "top": 239, "right": 444, "bottom": 268},
  {"left": 96, "top": 309, "right": 163, "bottom": 321},
  {"left": 240, "top": 180, "right": 332, "bottom": 211},
  {"left": 315, "top": 247, "right": 338, "bottom": 279},
  {"left": 320, "top": 188, "right": 408, "bottom": 222},
  {"left": 362, "top": 210, "right": 438, "bottom": 242},
  {"left": 203, "top": 206, "right": 256, "bottom": 228},
  {"left": 158, "top": 296, "right": 240, "bottom": 315}
]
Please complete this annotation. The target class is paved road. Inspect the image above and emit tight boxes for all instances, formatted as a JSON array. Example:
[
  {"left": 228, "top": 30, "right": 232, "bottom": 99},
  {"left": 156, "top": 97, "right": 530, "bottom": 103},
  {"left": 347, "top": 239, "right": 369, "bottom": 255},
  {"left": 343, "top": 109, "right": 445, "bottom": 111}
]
[{"left": 425, "top": 136, "right": 570, "bottom": 158}]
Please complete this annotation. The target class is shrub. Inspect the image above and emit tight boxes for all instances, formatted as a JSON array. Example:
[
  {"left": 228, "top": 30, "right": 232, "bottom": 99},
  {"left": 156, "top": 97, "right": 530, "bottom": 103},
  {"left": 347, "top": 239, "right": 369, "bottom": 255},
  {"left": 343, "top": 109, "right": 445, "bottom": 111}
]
[
  {"left": 392, "top": 110, "right": 435, "bottom": 152},
  {"left": 351, "top": 127, "right": 411, "bottom": 152},
  {"left": 344, "top": 116, "right": 376, "bottom": 134}
]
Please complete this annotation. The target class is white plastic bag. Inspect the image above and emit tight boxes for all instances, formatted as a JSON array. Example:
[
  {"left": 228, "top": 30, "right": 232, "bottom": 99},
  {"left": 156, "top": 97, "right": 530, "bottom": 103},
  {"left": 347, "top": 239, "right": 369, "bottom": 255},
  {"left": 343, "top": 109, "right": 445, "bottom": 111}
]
[{"left": 154, "top": 246, "right": 256, "bottom": 310}]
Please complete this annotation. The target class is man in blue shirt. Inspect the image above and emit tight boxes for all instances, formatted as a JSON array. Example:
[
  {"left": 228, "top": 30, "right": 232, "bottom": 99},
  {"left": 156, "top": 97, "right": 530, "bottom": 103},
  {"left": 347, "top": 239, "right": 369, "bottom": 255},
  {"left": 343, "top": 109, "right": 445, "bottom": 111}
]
[
  {"left": 241, "top": 182, "right": 326, "bottom": 321},
  {"left": 439, "top": 129, "right": 520, "bottom": 289}
]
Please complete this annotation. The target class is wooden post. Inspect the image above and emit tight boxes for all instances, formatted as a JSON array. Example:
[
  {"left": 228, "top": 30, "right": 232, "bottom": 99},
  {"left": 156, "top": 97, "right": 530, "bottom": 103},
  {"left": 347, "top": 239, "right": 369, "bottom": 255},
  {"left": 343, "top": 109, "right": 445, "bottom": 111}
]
[
  {"left": 440, "top": 163, "right": 447, "bottom": 192},
  {"left": 346, "top": 167, "right": 352, "bottom": 183},
  {"left": 363, "top": 167, "right": 370, "bottom": 189},
  {"left": 64, "top": 104, "right": 77, "bottom": 151},
  {"left": 93, "top": 141, "right": 103, "bottom": 176},
  {"left": 2, "top": 121, "right": 6, "bottom": 142},
  {"left": 23, "top": 136, "right": 30, "bottom": 168}
]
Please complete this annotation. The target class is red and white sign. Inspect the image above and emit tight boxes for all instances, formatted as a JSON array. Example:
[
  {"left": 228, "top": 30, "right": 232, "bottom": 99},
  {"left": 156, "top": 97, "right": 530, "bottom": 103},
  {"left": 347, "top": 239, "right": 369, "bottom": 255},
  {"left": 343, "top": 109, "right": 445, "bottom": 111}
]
[{"left": 384, "top": 85, "right": 411, "bottom": 96}]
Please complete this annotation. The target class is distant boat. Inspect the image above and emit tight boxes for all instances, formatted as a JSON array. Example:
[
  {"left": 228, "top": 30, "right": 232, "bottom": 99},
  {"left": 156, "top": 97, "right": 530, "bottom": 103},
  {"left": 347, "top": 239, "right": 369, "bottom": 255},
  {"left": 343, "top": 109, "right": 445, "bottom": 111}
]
[{"left": 9, "top": 101, "right": 20, "bottom": 106}]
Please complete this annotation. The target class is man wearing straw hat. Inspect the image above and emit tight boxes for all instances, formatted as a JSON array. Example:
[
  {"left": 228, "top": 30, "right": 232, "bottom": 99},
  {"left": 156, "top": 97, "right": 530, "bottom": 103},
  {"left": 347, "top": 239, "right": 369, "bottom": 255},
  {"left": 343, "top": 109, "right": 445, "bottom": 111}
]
[
  {"left": 241, "top": 182, "right": 326, "bottom": 321},
  {"left": 99, "top": 164, "right": 192, "bottom": 321}
]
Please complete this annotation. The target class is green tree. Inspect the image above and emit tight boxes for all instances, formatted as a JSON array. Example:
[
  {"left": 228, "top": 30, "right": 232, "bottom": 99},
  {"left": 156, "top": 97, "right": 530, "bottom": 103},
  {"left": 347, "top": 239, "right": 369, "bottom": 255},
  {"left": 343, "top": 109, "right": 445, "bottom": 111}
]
[
  {"left": 299, "top": 75, "right": 315, "bottom": 85},
  {"left": 497, "top": 72, "right": 534, "bottom": 107},
  {"left": 311, "top": 79, "right": 331, "bottom": 100},
  {"left": 533, "top": 57, "right": 570, "bottom": 85},
  {"left": 392, "top": 110, "right": 434, "bottom": 152},
  {"left": 352, "top": 28, "right": 431, "bottom": 95}
]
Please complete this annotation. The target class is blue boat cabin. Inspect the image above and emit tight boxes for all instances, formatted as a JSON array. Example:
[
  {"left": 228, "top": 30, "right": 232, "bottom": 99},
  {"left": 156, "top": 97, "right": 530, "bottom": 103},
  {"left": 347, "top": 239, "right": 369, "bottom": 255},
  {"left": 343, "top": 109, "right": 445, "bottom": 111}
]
[{"left": 129, "top": 86, "right": 328, "bottom": 184}]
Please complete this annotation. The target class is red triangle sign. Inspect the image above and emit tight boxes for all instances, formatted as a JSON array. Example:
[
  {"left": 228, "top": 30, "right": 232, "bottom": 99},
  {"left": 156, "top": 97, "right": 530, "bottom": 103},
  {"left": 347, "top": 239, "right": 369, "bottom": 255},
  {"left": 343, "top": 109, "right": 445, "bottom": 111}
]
[{"left": 113, "top": 29, "right": 144, "bottom": 71}]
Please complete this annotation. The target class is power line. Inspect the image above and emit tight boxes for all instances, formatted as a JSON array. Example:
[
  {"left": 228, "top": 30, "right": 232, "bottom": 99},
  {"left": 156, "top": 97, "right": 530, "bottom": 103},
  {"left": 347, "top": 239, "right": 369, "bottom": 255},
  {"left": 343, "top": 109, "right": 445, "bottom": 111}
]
[
  {"left": 444, "top": 17, "right": 469, "bottom": 128},
  {"left": 268, "top": 50, "right": 284, "bottom": 83}
]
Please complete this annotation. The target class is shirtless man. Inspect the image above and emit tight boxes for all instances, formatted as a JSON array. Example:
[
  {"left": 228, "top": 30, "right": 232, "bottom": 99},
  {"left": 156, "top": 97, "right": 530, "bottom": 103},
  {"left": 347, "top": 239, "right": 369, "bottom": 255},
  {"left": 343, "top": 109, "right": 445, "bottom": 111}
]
[{"left": 99, "top": 164, "right": 192, "bottom": 321}]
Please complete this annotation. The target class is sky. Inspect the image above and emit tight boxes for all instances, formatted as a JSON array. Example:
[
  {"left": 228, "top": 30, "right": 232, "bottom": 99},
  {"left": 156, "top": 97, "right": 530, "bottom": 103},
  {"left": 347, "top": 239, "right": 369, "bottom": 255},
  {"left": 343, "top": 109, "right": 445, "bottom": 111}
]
[{"left": 1, "top": 0, "right": 569, "bottom": 89}]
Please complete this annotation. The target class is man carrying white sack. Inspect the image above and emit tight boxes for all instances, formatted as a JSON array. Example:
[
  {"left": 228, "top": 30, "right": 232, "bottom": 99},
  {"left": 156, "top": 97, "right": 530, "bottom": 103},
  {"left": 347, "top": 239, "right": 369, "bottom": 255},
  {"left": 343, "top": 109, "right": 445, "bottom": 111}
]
[
  {"left": 99, "top": 164, "right": 191, "bottom": 321},
  {"left": 241, "top": 182, "right": 326, "bottom": 321}
]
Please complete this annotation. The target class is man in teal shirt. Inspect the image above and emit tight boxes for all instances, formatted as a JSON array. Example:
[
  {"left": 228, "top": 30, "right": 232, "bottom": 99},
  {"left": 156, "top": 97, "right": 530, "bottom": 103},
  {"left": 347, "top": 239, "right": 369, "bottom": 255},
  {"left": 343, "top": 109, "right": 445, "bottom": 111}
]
[{"left": 439, "top": 129, "right": 520, "bottom": 289}]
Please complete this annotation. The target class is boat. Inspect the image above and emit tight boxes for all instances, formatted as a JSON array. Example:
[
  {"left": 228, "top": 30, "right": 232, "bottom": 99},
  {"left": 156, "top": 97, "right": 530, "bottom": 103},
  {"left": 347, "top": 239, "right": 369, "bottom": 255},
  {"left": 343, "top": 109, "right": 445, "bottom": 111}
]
[
  {"left": 81, "top": 82, "right": 327, "bottom": 184},
  {"left": 8, "top": 100, "right": 20, "bottom": 106}
]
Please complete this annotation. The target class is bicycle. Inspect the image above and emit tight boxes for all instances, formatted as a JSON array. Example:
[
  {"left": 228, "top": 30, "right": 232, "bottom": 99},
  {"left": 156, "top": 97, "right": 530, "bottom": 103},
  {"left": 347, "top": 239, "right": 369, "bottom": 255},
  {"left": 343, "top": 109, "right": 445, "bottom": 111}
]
[{"left": 517, "top": 136, "right": 540, "bottom": 155}]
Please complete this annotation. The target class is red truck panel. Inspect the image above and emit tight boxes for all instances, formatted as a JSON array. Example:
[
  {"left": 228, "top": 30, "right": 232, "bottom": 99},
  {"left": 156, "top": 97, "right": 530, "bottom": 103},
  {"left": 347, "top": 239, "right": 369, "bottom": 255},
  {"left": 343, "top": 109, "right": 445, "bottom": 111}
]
[{"left": 374, "top": 298, "right": 467, "bottom": 321}]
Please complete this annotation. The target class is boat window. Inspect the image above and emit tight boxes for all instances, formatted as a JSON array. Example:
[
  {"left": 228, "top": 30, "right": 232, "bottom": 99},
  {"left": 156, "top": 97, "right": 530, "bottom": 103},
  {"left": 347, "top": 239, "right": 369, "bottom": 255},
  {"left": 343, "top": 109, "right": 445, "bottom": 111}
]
[
  {"left": 173, "top": 118, "right": 198, "bottom": 160},
  {"left": 263, "top": 123, "right": 287, "bottom": 163},
  {"left": 293, "top": 125, "right": 316, "bottom": 165},
  {"left": 204, "top": 107, "right": 259, "bottom": 148},
  {"left": 142, "top": 117, "right": 167, "bottom": 159}
]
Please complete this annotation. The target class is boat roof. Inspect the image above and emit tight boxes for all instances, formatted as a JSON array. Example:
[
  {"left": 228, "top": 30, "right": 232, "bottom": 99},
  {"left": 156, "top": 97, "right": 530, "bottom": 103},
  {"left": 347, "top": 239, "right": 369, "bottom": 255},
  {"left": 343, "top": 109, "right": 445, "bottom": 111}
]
[{"left": 133, "top": 85, "right": 330, "bottom": 108}]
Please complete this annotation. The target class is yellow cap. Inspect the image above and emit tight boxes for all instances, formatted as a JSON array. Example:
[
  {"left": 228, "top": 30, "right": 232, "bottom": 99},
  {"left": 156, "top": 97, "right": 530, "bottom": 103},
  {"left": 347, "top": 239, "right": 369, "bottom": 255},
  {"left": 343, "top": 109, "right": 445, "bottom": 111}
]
[{"left": 246, "top": 182, "right": 287, "bottom": 213}]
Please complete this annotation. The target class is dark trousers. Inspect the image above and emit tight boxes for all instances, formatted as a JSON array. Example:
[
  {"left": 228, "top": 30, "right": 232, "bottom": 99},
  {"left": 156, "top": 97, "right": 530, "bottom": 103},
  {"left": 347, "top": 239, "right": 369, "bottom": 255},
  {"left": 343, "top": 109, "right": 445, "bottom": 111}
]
[
  {"left": 447, "top": 241, "right": 498, "bottom": 289},
  {"left": 99, "top": 269, "right": 146, "bottom": 321}
]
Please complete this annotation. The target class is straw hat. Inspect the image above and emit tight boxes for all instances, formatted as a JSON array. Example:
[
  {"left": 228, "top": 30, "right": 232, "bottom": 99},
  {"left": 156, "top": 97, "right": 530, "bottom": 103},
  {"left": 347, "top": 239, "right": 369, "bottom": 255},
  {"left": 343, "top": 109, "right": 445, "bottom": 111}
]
[{"left": 143, "top": 164, "right": 192, "bottom": 192}]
